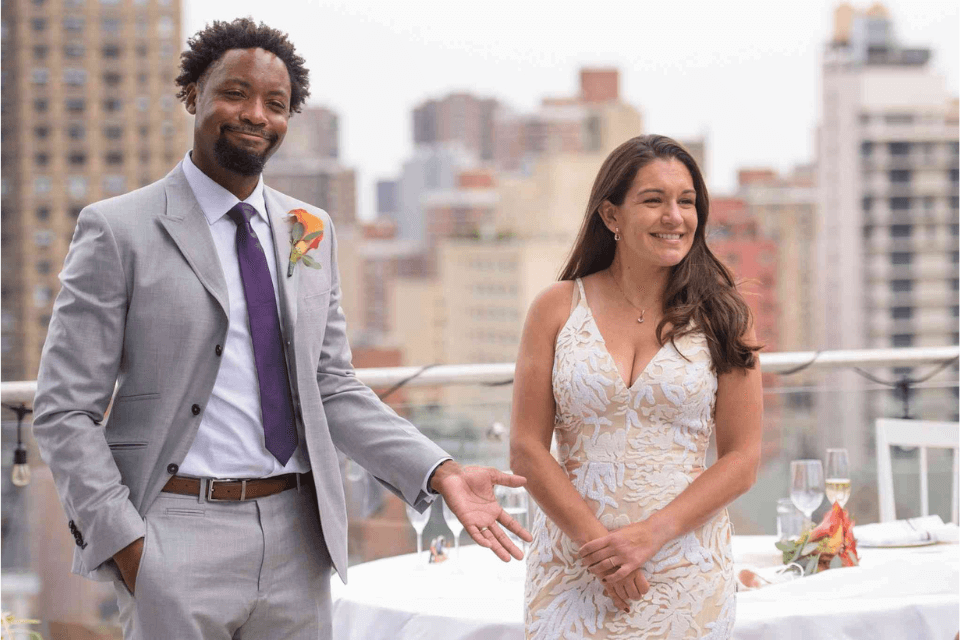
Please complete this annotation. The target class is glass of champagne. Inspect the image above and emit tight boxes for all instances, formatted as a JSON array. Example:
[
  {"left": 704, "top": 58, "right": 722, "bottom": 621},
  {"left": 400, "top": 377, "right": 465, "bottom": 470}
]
[
  {"left": 790, "top": 460, "right": 824, "bottom": 532},
  {"left": 405, "top": 503, "right": 432, "bottom": 568},
  {"left": 825, "top": 448, "right": 851, "bottom": 508},
  {"left": 441, "top": 498, "right": 464, "bottom": 563}
]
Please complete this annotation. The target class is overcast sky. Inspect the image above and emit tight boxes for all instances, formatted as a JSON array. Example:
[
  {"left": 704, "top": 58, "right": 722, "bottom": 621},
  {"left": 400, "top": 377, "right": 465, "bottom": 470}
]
[{"left": 183, "top": 0, "right": 959, "bottom": 220}]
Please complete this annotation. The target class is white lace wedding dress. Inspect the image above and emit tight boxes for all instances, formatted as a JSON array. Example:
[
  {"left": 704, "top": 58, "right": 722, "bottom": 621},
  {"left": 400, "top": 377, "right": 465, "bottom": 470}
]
[{"left": 524, "top": 278, "right": 735, "bottom": 640}]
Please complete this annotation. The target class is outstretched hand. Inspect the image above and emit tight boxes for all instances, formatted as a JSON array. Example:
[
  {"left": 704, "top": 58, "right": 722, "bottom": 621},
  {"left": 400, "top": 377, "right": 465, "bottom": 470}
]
[{"left": 430, "top": 461, "right": 533, "bottom": 562}]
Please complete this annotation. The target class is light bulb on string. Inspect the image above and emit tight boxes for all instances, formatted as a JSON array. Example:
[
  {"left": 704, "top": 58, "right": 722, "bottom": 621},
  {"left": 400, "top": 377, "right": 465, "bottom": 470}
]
[{"left": 3, "top": 402, "right": 33, "bottom": 488}]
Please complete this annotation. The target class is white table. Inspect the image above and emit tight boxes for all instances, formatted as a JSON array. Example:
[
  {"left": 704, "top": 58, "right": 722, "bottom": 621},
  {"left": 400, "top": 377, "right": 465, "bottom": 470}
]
[{"left": 331, "top": 536, "right": 959, "bottom": 639}]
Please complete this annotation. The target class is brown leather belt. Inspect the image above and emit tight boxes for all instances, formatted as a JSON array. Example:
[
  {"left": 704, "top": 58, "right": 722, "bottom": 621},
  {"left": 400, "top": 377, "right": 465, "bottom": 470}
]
[{"left": 162, "top": 472, "right": 312, "bottom": 502}]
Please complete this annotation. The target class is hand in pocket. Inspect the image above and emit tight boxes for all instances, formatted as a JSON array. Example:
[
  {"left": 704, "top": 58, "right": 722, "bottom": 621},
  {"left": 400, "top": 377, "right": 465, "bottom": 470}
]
[{"left": 115, "top": 537, "right": 145, "bottom": 595}]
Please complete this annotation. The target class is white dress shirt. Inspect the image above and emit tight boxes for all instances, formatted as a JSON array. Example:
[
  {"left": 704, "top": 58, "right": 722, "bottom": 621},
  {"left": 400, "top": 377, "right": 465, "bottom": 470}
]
[
  {"left": 178, "top": 151, "right": 309, "bottom": 478},
  {"left": 177, "top": 152, "right": 447, "bottom": 493}
]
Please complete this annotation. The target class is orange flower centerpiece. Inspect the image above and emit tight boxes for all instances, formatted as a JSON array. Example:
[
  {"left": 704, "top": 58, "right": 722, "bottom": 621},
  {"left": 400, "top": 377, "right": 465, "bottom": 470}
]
[
  {"left": 775, "top": 502, "right": 860, "bottom": 575},
  {"left": 286, "top": 208, "right": 324, "bottom": 276}
]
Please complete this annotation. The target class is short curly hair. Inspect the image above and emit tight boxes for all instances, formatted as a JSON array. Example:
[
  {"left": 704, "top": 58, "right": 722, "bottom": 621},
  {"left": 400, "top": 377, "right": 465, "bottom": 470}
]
[{"left": 175, "top": 18, "right": 310, "bottom": 114}]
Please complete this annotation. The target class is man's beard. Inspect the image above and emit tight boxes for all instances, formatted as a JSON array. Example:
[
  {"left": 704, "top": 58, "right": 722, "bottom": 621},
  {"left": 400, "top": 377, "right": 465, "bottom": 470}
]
[{"left": 213, "top": 134, "right": 273, "bottom": 176}]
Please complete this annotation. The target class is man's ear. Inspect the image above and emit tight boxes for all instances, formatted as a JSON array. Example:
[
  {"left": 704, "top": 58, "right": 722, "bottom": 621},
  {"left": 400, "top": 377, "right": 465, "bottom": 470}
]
[{"left": 184, "top": 83, "right": 198, "bottom": 115}]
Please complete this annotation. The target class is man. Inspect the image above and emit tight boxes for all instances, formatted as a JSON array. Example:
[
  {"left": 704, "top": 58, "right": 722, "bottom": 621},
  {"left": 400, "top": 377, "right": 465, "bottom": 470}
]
[{"left": 33, "top": 18, "right": 530, "bottom": 639}]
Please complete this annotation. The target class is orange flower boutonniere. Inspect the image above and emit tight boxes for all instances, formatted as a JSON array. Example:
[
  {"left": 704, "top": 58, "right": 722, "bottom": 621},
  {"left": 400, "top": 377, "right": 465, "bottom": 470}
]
[{"left": 286, "top": 208, "right": 324, "bottom": 277}]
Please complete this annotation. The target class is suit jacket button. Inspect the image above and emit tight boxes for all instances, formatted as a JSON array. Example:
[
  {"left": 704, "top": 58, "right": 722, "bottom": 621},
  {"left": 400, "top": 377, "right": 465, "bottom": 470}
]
[
  {"left": 167, "top": 463, "right": 179, "bottom": 474},
  {"left": 68, "top": 520, "right": 77, "bottom": 532},
  {"left": 191, "top": 404, "right": 201, "bottom": 415},
  {"left": 215, "top": 344, "right": 223, "bottom": 356}
]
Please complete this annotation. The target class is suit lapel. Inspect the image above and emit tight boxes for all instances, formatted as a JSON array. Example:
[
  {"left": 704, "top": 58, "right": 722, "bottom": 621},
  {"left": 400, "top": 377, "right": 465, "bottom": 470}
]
[
  {"left": 264, "top": 186, "right": 299, "bottom": 335},
  {"left": 157, "top": 165, "right": 230, "bottom": 319}
]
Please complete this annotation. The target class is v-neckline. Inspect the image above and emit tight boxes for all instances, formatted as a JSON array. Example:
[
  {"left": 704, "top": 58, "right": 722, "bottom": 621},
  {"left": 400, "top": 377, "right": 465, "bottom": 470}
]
[{"left": 578, "top": 279, "right": 667, "bottom": 392}]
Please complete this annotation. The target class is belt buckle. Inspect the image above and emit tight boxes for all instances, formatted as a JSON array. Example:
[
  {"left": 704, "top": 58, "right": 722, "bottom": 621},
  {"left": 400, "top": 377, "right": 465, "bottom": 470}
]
[{"left": 206, "top": 477, "right": 248, "bottom": 502}]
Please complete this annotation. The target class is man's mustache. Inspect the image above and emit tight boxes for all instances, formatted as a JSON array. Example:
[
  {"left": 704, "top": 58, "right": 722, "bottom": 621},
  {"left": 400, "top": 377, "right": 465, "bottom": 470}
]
[{"left": 221, "top": 125, "right": 279, "bottom": 143}]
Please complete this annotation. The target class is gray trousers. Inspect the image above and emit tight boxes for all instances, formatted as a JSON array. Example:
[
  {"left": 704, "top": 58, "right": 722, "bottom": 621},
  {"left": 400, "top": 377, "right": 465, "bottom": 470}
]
[{"left": 114, "top": 482, "right": 332, "bottom": 640}]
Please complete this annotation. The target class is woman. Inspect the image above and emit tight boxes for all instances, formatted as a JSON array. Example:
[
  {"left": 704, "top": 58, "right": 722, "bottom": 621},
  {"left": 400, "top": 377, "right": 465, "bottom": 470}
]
[{"left": 510, "top": 134, "right": 763, "bottom": 639}]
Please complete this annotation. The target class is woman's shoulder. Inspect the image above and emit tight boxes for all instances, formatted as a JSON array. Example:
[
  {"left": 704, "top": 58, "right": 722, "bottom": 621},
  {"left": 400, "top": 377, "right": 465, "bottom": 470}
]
[{"left": 525, "top": 280, "right": 578, "bottom": 334}]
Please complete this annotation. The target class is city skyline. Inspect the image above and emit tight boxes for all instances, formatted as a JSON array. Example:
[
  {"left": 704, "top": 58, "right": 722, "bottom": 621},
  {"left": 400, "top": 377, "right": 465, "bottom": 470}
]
[{"left": 184, "top": 0, "right": 960, "bottom": 220}]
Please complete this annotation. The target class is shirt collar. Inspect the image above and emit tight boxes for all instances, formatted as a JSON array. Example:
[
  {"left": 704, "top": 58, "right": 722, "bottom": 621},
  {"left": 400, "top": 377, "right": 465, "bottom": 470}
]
[{"left": 181, "top": 150, "right": 268, "bottom": 226}]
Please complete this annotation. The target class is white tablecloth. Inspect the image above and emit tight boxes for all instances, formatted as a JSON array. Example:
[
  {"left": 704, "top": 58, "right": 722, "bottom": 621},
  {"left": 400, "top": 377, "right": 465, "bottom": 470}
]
[{"left": 331, "top": 536, "right": 959, "bottom": 639}]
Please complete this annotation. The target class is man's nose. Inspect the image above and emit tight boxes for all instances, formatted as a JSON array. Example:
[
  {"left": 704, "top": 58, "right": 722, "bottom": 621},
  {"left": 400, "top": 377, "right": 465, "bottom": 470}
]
[{"left": 240, "top": 98, "right": 268, "bottom": 126}]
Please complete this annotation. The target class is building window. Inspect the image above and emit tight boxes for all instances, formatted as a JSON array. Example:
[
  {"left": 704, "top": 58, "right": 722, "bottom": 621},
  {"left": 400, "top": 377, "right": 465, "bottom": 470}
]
[
  {"left": 65, "top": 43, "right": 85, "bottom": 58},
  {"left": 34, "top": 177, "right": 52, "bottom": 195},
  {"left": 63, "top": 17, "right": 84, "bottom": 32},
  {"left": 891, "top": 334, "right": 914, "bottom": 347},
  {"left": 890, "top": 197, "right": 911, "bottom": 211},
  {"left": 32, "top": 68, "right": 50, "bottom": 84},
  {"left": 64, "top": 68, "right": 87, "bottom": 85},
  {"left": 35, "top": 153, "right": 49, "bottom": 167},
  {"left": 69, "top": 206, "right": 83, "bottom": 218},
  {"left": 104, "top": 99, "right": 123, "bottom": 112},
  {"left": 35, "top": 126, "right": 50, "bottom": 139},
  {"left": 101, "top": 19, "right": 121, "bottom": 34},
  {"left": 36, "top": 206, "right": 51, "bottom": 220},
  {"left": 862, "top": 197, "right": 873, "bottom": 212},
  {"left": 68, "top": 124, "right": 85, "bottom": 140},
  {"left": 953, "top": 279, "right": 960, "bottom": 292},
  {"left": 889, "top": 169, "right": 911, "bottom": 183},
  {"left": 136, "top": 96, "right": 150, "bottom": 112},
  {"left": 951, "top": 224, "right": 959, "bottom": 237},
  {"left": 68, "top": 152, "right": 86, "bottom": 166},
  {"left": 33, "top": 285, "right": 53, "bottom": 308},
  {"left": 860, "top": 141, "right": 873, "bottom": 156},
  {"left": 136, "top": 43, "right": 148, "bottom": 57},
  {"left": 104, "top": 126, "right": 124, "bottom": 140},
  {"left": 888, "top": 142, "right": 910, "bottom": 156},
  {"left": 33, "top": 45, "right": 48, "bottom": 59},
  {"left": 139, "top": 150, "right": 151, "bottom": 163},
  {"left": 34, "top": 98, "right": 48, "bottom": 112},
  {"left": 102, "top": 44, "right": 121, "bottom": 58},
  {"left": 31, "top": 18, "right": 47, "bottom": 31},
  {"left": 66, "top": 98, "right": 85, "bottom": 113},
  {"left": 104, "top": 175, "right": 126, "bottom": 194},
  {"left": 890, "top": 252, "right": 912, "bottom": 265},
  {"left": 67, "top": 176, "right": 87, "bottom": 199},
  {"left": 950, "top": 169, "right": 959, "bottom": 185},
  {"left": 891, "top": 306, "right": 912, "bottom": 320},
  {"left": 34, "top": 230, "right": 54, "bottom": 247},
  {"left": 105, "top": 152, "right": 123, "bottom": 165},
  {"left": 103, "top": 72, "right": 122, "bottom": 86},
  {"left": 885, "top": 114, "right": 914, "bottom": 125},
  {"left": 36, "top": 261, "right": 52, "bottom": 275},
  {"left": 890, "top": 224, "right": 912, "bottom": 238},
  {"left": 159, "top": 42, "right": 175, "bottom": 59},
  {"left": 890, "top": 279, "right": 912, "bottom": 293},
  {"left": 157, "top": 16, "right": 175, "bottom": 37}
]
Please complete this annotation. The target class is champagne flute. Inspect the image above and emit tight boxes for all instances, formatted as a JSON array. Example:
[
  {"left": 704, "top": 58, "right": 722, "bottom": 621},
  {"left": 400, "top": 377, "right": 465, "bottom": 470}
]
[
  {"left": 790, "top": 460, "right": 824, "bottom": 532},
  {"left": 825, "top": 448, "right": 851, "bottom": 508},
  {"left": 441, "top": 498, "right": 464, "bottom": 562},
  {"left": 405, "top": 503, "right": 432, "bottom": 567},
  {"left": 495, "top": 484, "right": 529, "bottom": 550}
]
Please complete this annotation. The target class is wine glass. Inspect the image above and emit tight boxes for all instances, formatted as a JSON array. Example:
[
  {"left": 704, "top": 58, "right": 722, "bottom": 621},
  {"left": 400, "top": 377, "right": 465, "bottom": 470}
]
[
  {"left": 405, "top": 503, "right": 432, "bottom": 567},
  {"left": 790, "top": 460, "right": 824, "bottom": 532},
  {"left": 825, "top": 448, "right": 851, "bottom": 508},
  {"left": 441, "top": 498, "right": 464, "bottom": 562},
  {"left": 495, "top": 484, "right": 529, "bottom": 551}
]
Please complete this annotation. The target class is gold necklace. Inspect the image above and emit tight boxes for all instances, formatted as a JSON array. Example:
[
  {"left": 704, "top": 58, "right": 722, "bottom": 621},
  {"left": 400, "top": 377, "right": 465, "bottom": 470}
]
[{"left": 610, "top": 272, "right": 647, "bottom": 323}]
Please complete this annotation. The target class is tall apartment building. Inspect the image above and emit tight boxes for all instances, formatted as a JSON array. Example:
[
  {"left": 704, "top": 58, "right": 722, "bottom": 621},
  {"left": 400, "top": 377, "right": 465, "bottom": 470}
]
[
  {"left": 412, "top": 92, "right": 499, "bottom": 162},
  {"left": 816, "top": 4, "right": 959, "bottom": 459},
  {"left": 263, "top": 106, "right": 356, "bottom": 227},
  {"left": 1, "top": 0, "right": 189, "bottom": 382}
]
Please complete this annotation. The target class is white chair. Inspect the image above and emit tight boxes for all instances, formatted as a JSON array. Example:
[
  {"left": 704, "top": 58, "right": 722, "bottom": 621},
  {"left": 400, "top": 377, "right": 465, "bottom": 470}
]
[{"left": 876, "top": 418, "right": 960, "bottom": 524}]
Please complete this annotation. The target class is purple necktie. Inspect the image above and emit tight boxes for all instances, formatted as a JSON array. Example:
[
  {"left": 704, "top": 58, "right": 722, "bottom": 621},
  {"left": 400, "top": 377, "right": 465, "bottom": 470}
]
[{"left": 226, "top": 202, "right": 298, "bottom": 465}]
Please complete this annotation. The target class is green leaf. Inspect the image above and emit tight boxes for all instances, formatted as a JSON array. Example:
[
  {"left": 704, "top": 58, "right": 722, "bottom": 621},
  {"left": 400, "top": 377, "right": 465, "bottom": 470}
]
[
  {"left": 291, "top": 222, "right": 305, "bottom": 242},
  {"left": 300, "top": 254, "right": 321, "bottom": 269},
  {"left": 805, "top": 554, "right": 820, "bottom": 575},
  {"left": 829, "top": 554, "right": 842, "bottom": 569},
  {"left": 774, "top": 541, "right": 794, "bottom": 552},
  {"left": 801, "top": 542, "right": 819, "bottom": 556},
  {"left": 302, "top": 230, "right": 323, "bottom": 244}
]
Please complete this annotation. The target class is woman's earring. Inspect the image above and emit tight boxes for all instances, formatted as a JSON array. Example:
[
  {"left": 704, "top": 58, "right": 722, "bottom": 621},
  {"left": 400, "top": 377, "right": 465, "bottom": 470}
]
[{"left": 614, "top": 227, "right": 621, "bottom": 242}]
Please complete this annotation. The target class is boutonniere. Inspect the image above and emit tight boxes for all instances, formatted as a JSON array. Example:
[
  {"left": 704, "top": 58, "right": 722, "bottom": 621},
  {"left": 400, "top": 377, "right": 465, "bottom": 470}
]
[{"left": 286, "top": 208, "right": 324, "bottom": 277}]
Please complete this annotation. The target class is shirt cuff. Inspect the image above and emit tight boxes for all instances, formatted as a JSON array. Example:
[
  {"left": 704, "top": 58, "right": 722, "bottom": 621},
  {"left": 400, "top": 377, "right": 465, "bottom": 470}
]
[{"left": 423, "top": 457, "right": 453, "bottom": 495}]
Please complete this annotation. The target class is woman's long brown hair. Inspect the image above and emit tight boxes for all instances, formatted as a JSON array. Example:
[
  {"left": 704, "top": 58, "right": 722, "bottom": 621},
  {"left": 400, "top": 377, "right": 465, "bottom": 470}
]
[{"left": 558, "top": 134, "right": 760, "bottom": 374}]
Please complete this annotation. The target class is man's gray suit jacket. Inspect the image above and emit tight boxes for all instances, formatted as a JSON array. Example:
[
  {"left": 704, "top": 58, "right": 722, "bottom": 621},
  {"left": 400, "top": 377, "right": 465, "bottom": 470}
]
[{"left": 32, "top": 163, "right": 448, "bottom": 584}]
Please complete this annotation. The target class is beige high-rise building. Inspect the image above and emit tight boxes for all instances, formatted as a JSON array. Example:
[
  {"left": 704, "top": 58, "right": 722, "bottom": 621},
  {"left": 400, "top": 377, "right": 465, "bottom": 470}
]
[
  {"left": 816, "top": 4, "right": 959, "bottom": 466},
  {"left": 1, "top": 0, "right": 189, "bottom": 382}
]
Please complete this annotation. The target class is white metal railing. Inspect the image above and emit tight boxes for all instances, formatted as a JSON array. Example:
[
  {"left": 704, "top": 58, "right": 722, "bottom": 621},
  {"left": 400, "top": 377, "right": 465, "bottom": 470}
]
[{"left": 2, "top": 346, "right": 957, "bottom": 405}]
